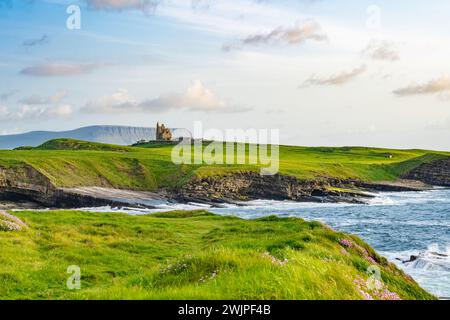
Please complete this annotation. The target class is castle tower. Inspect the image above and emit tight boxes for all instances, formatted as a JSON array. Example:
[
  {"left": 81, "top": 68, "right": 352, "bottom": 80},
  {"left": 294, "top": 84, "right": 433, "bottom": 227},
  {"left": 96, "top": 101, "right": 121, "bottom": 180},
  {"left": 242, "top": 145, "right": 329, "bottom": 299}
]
[{"left": 156, "top": 122, "right": 172, "bottom": 141}]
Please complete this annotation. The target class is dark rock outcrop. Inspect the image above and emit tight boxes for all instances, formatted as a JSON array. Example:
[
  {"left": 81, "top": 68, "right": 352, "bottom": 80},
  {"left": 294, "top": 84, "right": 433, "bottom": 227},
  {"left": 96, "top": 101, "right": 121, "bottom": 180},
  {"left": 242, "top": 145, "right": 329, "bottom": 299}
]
[
  {"left": 174, "top": 172, "right": 373, "bottom": 205},
  {"left": 0, "top": 164, "right": 134, "bottom": 208},
  {"left": 401, "top": 157, "right": 450, "bottom": 187},
  {"left": 173, "top": 171, "right": 439, "bottom": 206}
]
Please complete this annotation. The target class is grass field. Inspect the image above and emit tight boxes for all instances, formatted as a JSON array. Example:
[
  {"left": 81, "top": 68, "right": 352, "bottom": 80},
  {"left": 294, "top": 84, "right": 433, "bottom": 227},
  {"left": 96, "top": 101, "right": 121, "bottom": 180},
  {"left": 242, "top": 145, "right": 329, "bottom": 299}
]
[
  {"left": 0, "top": 138, "right": 448, "bottom": 191},
  {"left": 0, "top": 210, "right": 435, "bottom": 300}
]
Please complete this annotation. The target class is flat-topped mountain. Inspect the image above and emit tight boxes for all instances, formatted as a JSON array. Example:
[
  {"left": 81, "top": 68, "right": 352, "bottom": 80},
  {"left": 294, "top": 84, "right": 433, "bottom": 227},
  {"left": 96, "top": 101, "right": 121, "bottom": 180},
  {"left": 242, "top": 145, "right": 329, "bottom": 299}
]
[{"left": 0, "top": 125, "right": 189, "bottom": 149}]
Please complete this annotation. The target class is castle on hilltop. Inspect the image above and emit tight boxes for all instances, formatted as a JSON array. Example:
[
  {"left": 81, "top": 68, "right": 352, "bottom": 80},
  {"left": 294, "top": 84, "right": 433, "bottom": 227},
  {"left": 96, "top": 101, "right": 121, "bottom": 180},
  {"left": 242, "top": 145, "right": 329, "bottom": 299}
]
[
  {"left": 156, "top": 122, "right": 172, "bottom": 141},
  {"left": 133, "top": 122, "right": 183, "bottom": 146}
]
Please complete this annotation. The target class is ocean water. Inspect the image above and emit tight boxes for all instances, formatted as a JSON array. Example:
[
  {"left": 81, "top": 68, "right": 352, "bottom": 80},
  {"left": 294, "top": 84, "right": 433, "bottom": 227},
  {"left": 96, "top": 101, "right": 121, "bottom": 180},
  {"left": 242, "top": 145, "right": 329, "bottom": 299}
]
[{"left": 72, "top": 189, "right": 450, "bottom": 298}]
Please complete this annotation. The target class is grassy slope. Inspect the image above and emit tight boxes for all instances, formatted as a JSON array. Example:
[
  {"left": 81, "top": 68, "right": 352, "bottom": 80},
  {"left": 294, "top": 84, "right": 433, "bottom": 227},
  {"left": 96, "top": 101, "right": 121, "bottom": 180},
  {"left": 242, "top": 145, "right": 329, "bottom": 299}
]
[
  {"left": 0, "top": 210, "right": 434, "bottom": 300},
  {"left": 0, "top": 139, "right": 449, "bottom": 190},
  {"left": 34, "top": 138, "right": 133, "bottom": 152}
]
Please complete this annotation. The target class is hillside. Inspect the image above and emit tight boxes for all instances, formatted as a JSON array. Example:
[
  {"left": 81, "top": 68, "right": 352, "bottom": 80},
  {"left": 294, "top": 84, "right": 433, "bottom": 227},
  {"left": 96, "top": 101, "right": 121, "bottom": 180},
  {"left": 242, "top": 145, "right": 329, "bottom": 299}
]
[
  {"left": 1, "top": 139, "right": 449, "bottom": 186},
  {"left": 32, "top": 138, "right": 133, "bottom": 152},
  {"left": 0, "top": 210, "right": 434, "bottom": 300}
]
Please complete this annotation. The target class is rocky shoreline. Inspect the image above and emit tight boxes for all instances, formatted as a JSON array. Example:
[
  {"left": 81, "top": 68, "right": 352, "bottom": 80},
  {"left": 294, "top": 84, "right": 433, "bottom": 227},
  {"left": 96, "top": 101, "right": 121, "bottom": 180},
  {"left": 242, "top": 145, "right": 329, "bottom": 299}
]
[
  {"left": 1, "top": 158, "right": 449, "bottom": 209},
  {"left": 0, "top": 175, "right": 432, "bottom": 210},
  {"left": 172, "top": 172, "right": 436, "bottom": 206},
  {"left": 170, "top": 158, "right": 450, "bottom": 207}
]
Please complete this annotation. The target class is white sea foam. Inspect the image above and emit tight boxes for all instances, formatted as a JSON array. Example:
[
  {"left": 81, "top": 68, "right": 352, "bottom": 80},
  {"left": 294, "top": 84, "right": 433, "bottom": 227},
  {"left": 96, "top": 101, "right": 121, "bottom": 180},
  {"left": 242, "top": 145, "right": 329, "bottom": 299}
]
[
  {"left": 381, "top": 244, "right": 450, "bottom": 298},
  {"left": 368, "top": 189, "right": 450, "bottom": 206},
  {"left": 76, "top": 202, "right": 214, "bottom": 215}
]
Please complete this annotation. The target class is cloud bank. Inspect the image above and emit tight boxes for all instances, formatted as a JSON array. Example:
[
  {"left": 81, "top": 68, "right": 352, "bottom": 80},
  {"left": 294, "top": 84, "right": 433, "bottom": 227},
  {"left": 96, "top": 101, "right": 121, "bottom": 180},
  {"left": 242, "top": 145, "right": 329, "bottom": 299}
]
[
  {"left": 0, "top": 90, "right": 73, "bottom": 122},
  {"left": 0, "top": 105, "right": 72, "bottom": 121},
  {"left": 83, "top": 81, "right": 249, "bottom": 114}
]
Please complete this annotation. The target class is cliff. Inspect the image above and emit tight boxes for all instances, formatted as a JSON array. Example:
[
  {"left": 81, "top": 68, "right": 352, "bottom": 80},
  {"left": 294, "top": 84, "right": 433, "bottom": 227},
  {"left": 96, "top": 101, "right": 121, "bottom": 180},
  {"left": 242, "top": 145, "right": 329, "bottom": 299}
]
[
  {"left": 0, "top": 164, "right": 136, "bottom": 208},
  {"left": 175, "top": 172, "right": 367, "bottom": 204},
  {"left": 174, "top": 171, "right": 433, "bottom": 205},
  {"left": 401, "top": 157, "right": 450, "bottom": 186}
]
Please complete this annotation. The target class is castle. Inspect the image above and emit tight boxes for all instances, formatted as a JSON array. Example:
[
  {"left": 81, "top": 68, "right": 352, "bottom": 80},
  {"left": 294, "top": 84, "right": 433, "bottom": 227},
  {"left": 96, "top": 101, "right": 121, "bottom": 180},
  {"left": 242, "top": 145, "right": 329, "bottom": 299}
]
[{"left": 156, "top": 122, "right": 172, "bottom": 141}]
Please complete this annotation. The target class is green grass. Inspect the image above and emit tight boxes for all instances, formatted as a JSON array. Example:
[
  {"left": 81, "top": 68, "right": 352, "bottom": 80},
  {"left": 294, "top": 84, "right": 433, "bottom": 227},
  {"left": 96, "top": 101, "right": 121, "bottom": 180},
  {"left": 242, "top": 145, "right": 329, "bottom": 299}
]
[
  {"left": 34, "top": 138, "right": 133, "bottom": 152},
  {"left": 0, "top": 139, "right": 449, "bottom": 190},
  {"left": 0, "top": 210, "right": 434, "bottom": 300}
]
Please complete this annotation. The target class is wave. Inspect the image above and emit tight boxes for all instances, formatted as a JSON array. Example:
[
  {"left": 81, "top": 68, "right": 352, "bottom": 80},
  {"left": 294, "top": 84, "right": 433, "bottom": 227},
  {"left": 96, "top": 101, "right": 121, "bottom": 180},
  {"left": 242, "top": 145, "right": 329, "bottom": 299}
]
[
  {"left": 368, "top": 189, "right": 450, "bottom": 206},
  {"left": 381, "top": 244, "right": 450, "bottom": 297},
  {"left": 75, "top": 202, "right": 213, "bottom": 215}
]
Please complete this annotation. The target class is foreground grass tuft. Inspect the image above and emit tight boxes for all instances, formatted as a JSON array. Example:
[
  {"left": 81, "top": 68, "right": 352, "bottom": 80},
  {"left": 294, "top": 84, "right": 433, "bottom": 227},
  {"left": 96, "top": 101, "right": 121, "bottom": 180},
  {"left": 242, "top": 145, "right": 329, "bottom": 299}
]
[{"left": 0, "top": 210, "right": 434, "bottom": 300}]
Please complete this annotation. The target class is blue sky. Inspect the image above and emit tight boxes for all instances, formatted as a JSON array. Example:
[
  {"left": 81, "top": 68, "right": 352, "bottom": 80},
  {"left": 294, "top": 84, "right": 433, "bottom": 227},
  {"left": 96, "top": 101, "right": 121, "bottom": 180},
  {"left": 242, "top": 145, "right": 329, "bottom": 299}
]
[{"left": 1, "top": 0, "right": 450, "bottom": 150}]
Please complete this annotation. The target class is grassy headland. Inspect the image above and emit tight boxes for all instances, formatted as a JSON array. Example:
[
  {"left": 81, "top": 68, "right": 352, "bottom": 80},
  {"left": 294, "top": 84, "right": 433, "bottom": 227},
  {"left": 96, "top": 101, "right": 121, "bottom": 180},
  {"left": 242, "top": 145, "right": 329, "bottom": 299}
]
[
  {"left": 0, "top": 210, "right": 434, "bottom": 300},
  {"left": 0, "top": 138, "right": 448, "bottom": 191}
]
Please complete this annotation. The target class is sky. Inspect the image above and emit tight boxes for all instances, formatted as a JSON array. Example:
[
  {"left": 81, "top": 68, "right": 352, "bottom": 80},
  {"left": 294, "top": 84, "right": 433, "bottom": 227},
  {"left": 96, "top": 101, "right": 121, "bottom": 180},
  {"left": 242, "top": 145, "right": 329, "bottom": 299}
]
[{"left": 0, "top": 0, "right": 450, "bottom": 150}]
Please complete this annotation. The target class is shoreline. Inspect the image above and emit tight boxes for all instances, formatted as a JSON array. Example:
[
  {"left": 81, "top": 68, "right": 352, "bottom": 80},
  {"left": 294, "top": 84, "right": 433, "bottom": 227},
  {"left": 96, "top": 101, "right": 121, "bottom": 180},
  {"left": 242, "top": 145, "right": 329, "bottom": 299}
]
[{"left": 0, "top": 180, "right": 443, "bottom": 212}]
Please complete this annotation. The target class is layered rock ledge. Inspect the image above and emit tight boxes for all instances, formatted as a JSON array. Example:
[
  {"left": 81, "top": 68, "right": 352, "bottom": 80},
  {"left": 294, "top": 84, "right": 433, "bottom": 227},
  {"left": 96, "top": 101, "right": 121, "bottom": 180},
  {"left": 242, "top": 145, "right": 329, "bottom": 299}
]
[
  {"left": 173, "top": 172, "right": 432, "bottom": 205},
  {"left": 401, "top": 157, "right": 450, "bottom": 187}
]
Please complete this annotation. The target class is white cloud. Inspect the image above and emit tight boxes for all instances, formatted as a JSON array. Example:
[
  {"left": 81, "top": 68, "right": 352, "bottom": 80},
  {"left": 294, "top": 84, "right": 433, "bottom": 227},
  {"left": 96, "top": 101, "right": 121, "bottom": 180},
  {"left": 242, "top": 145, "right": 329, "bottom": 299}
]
[
  {"left": 302, "top": 65, "right": 367, "bottom": 87},
  {"left": 83, "top": 88, "right": 137, "bottom": 113},
  {"left": 224, "top": 20, "right": 327, "bottom": 51},
  {"left": 143, "top": 80, "right": 228, "bottom": 111},
  {"left": 83, "top": 81, "right": 249, "bottom": 113},
  {"left": 393, "top": 76, "right": 450, "bottom": 97},
  {"left": 362, "top": 39, "right": 400, "bottom": 62}
]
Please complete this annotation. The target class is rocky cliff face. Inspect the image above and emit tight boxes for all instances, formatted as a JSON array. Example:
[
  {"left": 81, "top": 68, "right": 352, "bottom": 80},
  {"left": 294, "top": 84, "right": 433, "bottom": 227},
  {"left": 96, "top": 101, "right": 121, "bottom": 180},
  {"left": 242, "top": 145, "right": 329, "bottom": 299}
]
[
  {"left": 0, "top": 164, "right": 54, "bottom": 200},
  {"left": 401, "top": 157, "right": 450, "bottom": 187},
  {"left": 174, "top": 172, "right": 374, "bottom": 204},
  {"left": 0, "top": 164, "right": 133, "bottom": 208},
  {"left": 173, "top": 171, "right": 437, "bottom": 205}
]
